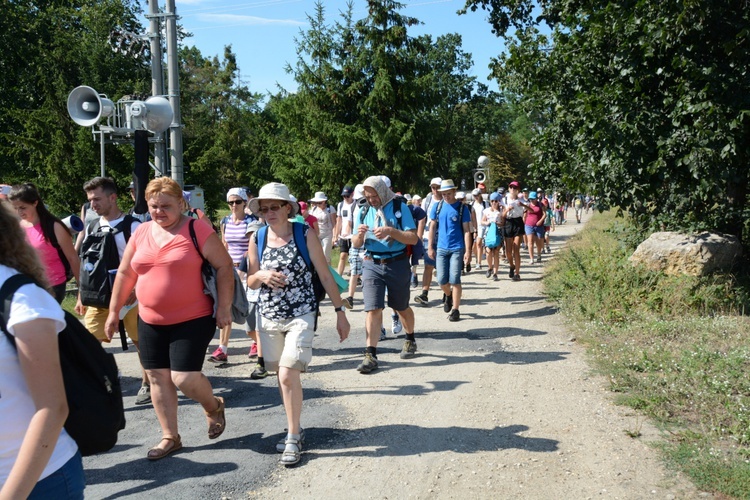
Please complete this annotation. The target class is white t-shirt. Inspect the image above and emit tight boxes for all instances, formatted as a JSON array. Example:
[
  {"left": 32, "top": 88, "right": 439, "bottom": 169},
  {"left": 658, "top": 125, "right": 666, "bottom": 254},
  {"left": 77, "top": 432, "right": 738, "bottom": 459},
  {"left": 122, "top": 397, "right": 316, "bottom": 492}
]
[
  {"left": 504, "top": 195, "right": 526, "bottom": 218},
  {"left": 482, "top": 207, "right": 502, "bottom": 225},
  {"left": 337, "top": 200, "right": 355, "bottom": 238},
  {"left": 0, "top": 265, "right": 77, "bottom": 483}
]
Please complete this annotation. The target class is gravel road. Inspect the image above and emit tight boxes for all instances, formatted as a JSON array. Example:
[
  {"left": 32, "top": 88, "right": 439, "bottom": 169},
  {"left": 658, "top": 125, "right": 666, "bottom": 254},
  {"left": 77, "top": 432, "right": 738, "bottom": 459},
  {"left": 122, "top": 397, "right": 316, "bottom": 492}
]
[{"left": 83, "top": 211, "right": 708, "bottom": 499}]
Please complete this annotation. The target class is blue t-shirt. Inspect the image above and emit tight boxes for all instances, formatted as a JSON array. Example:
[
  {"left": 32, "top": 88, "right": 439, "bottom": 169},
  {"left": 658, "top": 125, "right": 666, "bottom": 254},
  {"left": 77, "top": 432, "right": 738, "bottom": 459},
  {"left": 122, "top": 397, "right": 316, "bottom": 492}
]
[
  {"left": 354, "top": 199, "right": 416, "bottom": 258},
  {"left": 429, "top": 201, "right": 471, "bottom": 251}
]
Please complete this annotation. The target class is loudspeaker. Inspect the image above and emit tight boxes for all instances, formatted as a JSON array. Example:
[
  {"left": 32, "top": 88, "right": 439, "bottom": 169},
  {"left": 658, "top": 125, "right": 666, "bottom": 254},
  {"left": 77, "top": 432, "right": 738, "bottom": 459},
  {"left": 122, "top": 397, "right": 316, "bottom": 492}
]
[
  {"left": 129, "top": 97, "right": 173, "bottom": 133},
  {"left": 474, "top": 170, "right": 487, "bottom": 184},
  {"left": 477, "top": 155, "right": 489, "bottom": 168},
  {"left": 67, "top": 86, "right": 114, "bottom": 127},
  {"left": 61, "top": 215, "right": 84, "bottom": 232}
]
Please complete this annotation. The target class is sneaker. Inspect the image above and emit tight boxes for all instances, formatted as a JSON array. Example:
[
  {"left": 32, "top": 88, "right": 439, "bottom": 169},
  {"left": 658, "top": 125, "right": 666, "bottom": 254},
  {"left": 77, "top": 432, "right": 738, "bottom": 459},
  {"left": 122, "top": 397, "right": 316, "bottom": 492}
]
[
  {"left": 357, "top": 352, "right": 379, "bottom": 373},
  {"left": 343, "top": 296, "right": 354, "bottom": 310},
  {"left": 135, "top": 384, "right": 151, "bottom": 405},
  {"left": 546, "top": 245, "right": 551, "bottom": 254},
  {"left": 410, "top": 275, "right": 418, "bottom": 288},
  {"left": 276, "top": 428, "right": 306, "bottom": 453},
  {"left": 486, "top": 269, "right": 492, "bottom": 278},
  {"left": 248, "top": 343, "right": 258, "bottom": 359},
  {"left": 400, "top": 340, "right": 417, "bottom": 359},
  {"left": 513, "top": 274, "right": 521, "bottom": 282},
  {"left": 443, "top": 294, "right": 453, "bottom": 313},
  {"left": 448, "top": 309, "right": 460, "bottom": 322},
  {"left": 391, "top": 315, "right": 403, "bottom": 335},
  {"left": 250, "top": 363, "right": 268, "bottom": 379},
  {"left": 493, "top": 274, "right": 499, "bottom": 281},
  {"left": 414, "top": 292, "right": 429, "bottom": 305},
  {"left": 509, "top": 266, "right": 515, "bottom": 279},
  {"left": 536, "top": 256, "right": 542, "bottom": 263},
  {"left": 465, "top": 263, "right": 471, "bottom": 273},
  {"left": 379, "top": 327, "right": 387, "bottom": 341},
  {"left": 528, "top": 258, "right": 534, "bottom": 266},
  {"left": 209, "top": 348, "right": 228, "bottom": 363},
  {"left": 357, "top": 277, "right": 362, "bottom": 287}
]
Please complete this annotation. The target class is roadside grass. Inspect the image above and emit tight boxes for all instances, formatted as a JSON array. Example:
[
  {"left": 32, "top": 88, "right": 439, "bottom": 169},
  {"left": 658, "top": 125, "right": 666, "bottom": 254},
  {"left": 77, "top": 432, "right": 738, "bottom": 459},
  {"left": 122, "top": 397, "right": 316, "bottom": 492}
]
[{"left": 543, "top": 210, "right": 750, "bottom": 498}]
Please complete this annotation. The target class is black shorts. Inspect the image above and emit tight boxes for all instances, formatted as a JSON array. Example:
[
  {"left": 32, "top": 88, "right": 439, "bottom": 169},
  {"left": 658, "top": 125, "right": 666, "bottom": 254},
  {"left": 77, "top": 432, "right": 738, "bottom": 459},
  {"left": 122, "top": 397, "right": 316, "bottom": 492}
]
[
  {"left": 504, "top": 217, "right": 525, "bottom": 239},
  {"left": 138, "top": 314, "right": 216, "bottom": 372},
  {"left": 338, "top": 238, "right": 352, "bottom": 253}
]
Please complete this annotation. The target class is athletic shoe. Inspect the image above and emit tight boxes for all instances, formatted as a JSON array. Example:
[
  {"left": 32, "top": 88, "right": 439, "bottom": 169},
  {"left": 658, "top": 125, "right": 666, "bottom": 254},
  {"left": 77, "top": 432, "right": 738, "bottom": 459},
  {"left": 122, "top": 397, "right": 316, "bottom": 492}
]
[
  {"left": 493, "top": 274, "right": 499, "bottom": 281},
  {"left": 513, "top": 274, "right": 521, "bottom": 282},
  {"left": 546, "top": 245, "right": 551, "bottom": 253},
  {"left": 414, "top": 292, "right": 429, "bottom": 305},
  {"left": 443, "top": 294, "right": 453, "bottom": 313},
  {"left": 486, "top": 269, "right": 492, "bottom": 278},
  {"left": 509, "top": 266, "right": 515, "bottom": 279},
  {"left": 135, "top": 384, "right": 151, "bottom": 405},
  {"left": 528, "top": 258, "right": 534, "bottom": 266},
  {"left": 465, "top": 263, "right": 471, "bottom": 273},
  {"left": 209, "top": 348, "right": 227, "bottom": 363},
  {"left": 536, "top": 256, "right": 542, "bottom": 263},
  {"left": 276, "top": 428, "right": 306, "bottom": 453},
  {"left": 400, "top": 340, "right": 417, "bottom": 359},
  {"left": 357, "top": 352, "right": 379, "bottom": 373},
  {"left": 410, "top": 275, "right": 418, "bottom": 288},
  {"left": 379, "top": 327, "right": 387, "bottom": 341},
  {"left": 391, "top": 315, "right": 403, "bottom": 335},
  {"left": 448, "top": 309, "right": 460, "bottom": 322},
  {"left": 250, "top": 364, "right": 268, "bottom": 379},
  {"left": 248, "top": 343, "right": 258, "bottom": 359},
  {"left": 343, "top": 296, "right": 354, "bottom": 310}
]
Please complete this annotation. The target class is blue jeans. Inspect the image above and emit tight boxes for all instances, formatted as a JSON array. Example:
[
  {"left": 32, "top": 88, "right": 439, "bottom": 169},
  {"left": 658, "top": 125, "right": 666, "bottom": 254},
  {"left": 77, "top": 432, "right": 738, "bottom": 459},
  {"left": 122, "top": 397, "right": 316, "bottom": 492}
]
[
  {"left": 436, "top": 248, "right": 463, "bottom": 286},
  {"left": 28, "top": 451, "right": 85, "bottom": 500}
]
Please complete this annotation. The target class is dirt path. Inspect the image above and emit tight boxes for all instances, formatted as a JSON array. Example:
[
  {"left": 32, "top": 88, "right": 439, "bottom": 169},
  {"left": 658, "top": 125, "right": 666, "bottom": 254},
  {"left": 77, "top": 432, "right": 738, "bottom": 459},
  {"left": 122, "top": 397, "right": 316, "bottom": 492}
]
[
  {"left": 249, "top": 211, "right": 705, "bottom": 499},
  {"left": 85, "top": 210, "right": 707, "bottom": 499}
]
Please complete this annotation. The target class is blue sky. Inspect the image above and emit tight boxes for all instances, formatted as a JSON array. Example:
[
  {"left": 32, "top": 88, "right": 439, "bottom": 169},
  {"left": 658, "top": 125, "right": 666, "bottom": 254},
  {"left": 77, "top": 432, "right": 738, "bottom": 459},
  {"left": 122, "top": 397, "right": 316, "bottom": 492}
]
[{"left": 171, "top": 0, "right": 506, "bottom": 96}]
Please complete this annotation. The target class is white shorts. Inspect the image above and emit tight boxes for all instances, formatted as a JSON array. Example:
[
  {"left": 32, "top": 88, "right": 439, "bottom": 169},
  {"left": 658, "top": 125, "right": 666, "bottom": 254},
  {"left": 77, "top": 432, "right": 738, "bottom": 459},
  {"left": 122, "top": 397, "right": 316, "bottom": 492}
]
[{"left": 258, "top": 312, "right": 316, "bottom": 372}]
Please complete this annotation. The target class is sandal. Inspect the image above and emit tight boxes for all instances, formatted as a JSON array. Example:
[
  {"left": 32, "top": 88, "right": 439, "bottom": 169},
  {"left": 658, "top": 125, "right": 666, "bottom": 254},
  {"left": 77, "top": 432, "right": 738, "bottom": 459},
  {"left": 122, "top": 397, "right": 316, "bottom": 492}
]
[
  {"left": 206, "top": 396, "right": 226, "bottom": 440},
  {"left": 279, "top": 438, "right": 302, "bottom": 466},
  {"left": 147, "top": 435, "right": 182, "bottom": 461}
]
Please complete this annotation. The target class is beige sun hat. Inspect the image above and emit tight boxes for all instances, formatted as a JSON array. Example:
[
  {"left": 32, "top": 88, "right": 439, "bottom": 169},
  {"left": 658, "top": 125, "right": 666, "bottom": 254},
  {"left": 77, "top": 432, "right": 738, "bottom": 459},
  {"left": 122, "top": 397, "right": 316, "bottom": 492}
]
[
  {"left": 309, "top": 191, "right": 328, "bottom": 202},
  {"left": 438, "top": 179, "right": 457, "bottom": 192},
  {"left": 248, "top": 182, "right": 300, "bottom": 216}
]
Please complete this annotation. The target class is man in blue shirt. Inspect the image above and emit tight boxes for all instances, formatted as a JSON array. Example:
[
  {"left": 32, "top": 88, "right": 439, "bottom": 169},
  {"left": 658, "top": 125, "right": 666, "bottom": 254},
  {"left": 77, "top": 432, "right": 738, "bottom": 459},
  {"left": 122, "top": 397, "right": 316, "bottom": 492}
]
[
  {"left": 351, "top": 176, "right": 418, "bottom": 373},
  {"left": 427, "top": 179, "right": 472, "bottom": 322}
]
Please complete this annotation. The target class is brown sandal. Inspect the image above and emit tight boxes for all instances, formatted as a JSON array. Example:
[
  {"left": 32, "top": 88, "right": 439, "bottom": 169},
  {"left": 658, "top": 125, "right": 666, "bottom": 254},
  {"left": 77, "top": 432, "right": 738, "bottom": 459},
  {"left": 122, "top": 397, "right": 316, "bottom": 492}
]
[
  {"left": 147, "top": 435, "right": 182, "bottom": 461},
  {"left": 206, "top": 396, "right": 226, "bottom": 440}
]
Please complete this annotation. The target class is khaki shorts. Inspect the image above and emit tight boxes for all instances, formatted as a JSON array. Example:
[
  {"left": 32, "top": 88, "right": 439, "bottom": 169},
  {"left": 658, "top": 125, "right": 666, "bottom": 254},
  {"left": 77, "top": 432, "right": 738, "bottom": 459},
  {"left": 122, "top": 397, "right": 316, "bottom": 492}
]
[
  {"left": 258, "top": 311, "right": 316, "bottom": 372},
  {"left": 84, "top": 304, "right": 139, "bottom": 343}
]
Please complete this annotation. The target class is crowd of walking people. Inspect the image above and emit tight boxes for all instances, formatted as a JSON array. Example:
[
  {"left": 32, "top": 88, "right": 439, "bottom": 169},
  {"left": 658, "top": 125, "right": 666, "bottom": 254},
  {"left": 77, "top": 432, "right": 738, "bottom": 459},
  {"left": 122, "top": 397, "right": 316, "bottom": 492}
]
[{"left": 0, "top": 174, "right": 588, "bottom": 496}]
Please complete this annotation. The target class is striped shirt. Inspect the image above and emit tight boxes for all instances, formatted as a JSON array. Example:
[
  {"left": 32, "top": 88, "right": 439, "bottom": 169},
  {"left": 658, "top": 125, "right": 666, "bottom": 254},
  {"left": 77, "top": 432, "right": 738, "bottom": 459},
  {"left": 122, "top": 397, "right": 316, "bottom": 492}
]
[{"left": 223, "top": 216, "right": 250, "bottom": 264}]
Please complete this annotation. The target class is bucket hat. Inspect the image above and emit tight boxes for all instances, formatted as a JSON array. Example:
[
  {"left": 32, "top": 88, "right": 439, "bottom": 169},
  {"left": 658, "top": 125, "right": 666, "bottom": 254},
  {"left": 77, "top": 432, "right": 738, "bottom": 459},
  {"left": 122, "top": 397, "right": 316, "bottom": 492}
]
[
  {"left": 248, "top": 182, "right": 299, "bottom": 216},
  {"left": 310, "top": 191, "right": 328, "bottom": 203}
]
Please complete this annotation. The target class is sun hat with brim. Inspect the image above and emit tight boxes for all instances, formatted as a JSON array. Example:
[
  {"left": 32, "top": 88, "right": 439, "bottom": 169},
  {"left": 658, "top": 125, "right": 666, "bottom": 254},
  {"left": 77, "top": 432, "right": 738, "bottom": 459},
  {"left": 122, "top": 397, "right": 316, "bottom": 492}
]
[
  {"left": 248, "top": 182, "right": 299, "bottom": 216},
  {"left": 310, "top": 191, "right": 328, "bottom": 202},
  {"left": 438, "top": 179, "right": 457, "bottom": 192}
]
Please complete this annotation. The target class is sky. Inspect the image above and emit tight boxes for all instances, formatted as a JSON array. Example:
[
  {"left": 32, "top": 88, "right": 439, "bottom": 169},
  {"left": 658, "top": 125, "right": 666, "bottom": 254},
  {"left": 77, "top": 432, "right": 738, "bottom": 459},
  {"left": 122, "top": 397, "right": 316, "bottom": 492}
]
[{"left": 168, "top": 0, "right": 506, "bottom": 96}]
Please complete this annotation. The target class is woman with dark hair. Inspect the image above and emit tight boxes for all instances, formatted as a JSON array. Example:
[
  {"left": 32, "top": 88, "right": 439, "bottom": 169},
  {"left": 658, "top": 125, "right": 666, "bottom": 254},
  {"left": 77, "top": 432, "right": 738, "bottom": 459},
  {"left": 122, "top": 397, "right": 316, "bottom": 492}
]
[
  {"left": 8, "top": 183, "right": 80, "bottom": 303},
  {"left": 0, "top": 201, "right": 85, "bottom": 498}
]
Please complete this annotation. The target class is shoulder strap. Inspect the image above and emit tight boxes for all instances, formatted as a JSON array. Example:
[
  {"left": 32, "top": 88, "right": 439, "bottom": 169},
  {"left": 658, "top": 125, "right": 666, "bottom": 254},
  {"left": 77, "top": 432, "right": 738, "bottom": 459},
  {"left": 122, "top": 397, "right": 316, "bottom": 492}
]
[
  {"left": 188, "top": 219, "right": 208, "bottom": 264},
  {"left": 45, "top": 220, "right": 71, "bottom": 274},
  {"left": 392, "top": 197, "right": 403, "bottom": 230},
  {"left": 292, "top": 222, "right": 312, "bottom": 269},
  {"left": 114, "top": 214, "right": 136, "bottom": 243},
  {"left": 0, "top": 274, "right": 38, "bottom": 344},
  {"left": 359, "top": 205, "right": 371, "bottom": 224},
  {"left": 256, "top": 226, "right": 268, "bottom": 264}
]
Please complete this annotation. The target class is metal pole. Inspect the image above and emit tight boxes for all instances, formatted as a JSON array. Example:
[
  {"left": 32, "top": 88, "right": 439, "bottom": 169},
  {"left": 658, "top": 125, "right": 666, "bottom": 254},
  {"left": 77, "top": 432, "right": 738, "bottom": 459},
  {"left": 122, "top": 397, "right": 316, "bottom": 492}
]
[
  {"left": 165, "top": 0, "right": 183, "bottom": 188},
  {"left": 100, "top": 130, "right": 105, "bottom": 177},
  {"left": 148, "top": 0, "right": 166, "bottom": 176}
]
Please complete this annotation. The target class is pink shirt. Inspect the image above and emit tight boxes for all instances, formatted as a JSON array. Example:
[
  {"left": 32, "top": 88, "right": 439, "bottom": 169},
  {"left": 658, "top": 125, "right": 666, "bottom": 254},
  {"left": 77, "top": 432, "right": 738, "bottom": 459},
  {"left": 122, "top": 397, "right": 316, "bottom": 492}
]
[
  {"left": 524, "top": 203, "right": 545, "bottom": 227},
  {"left": 24, "top": 223, "right": 67, "bottom": 286},
  {"left": 129, "top": 220, "right": 214, "bottom": 325}
]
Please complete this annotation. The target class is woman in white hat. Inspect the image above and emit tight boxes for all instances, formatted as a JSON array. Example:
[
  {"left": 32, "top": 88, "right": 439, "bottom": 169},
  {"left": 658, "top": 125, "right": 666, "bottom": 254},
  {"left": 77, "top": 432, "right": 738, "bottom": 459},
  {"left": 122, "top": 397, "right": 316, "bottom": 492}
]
[
  {"left": 247, "top": 183, "right": 350, "bottom": 466},
  {"left": 308, "top": 191, "right": 336, "bottom": 264}
]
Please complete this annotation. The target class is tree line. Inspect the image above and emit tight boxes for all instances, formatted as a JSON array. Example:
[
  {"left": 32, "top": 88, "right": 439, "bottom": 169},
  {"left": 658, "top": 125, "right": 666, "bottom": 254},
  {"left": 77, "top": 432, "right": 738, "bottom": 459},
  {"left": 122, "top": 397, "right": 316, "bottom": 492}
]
[{"left": 0, "top": 0, "right": 532, "bottom": 219}]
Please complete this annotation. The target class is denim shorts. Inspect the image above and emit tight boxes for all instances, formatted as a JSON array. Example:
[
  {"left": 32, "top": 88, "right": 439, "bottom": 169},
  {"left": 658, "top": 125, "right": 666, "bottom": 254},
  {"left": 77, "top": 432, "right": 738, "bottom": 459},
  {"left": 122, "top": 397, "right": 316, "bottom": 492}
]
[
  {"left": 258, "top": 311, "right": 316, "bottom": 372},
  {"left": 524, "top": 225, "right": 545, "bottom": 239},
  {"left": 362, "top": 256, "right": 411, "bottom": 312},
  {"left": 28, "top": 451, "right": 85, "bottom": 500},
  {"left": 422, "top": 237, "right": 437, "bottom": 267},
  {"left": 436, "top": 248, "right": 464, "bottom": 286}
]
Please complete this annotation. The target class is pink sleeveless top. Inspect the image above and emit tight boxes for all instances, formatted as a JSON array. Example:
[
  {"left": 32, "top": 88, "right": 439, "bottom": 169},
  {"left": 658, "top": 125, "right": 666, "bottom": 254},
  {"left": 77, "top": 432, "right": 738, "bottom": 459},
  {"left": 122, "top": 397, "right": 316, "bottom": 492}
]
[{"left": 25, "top": 224, "right": 67, "bottom": 286}]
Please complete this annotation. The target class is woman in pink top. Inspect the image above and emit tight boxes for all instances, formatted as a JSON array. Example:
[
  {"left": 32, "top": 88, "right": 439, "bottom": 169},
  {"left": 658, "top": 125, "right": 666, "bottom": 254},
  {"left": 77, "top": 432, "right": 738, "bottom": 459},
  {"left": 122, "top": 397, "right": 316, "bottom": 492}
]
[
  {"left": 104, "top": 177, "right": 234, "bottom": 461},
  {"left": 8, "top": 183, "right": 80, "bottom": 303}
]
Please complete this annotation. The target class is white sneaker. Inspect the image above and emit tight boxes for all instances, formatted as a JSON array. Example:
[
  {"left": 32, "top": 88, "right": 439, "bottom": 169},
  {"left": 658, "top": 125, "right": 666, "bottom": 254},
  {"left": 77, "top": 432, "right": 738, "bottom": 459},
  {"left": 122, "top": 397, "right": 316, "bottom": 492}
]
[{"left": 391, "top": 315, "right": 403, "bottom": 335}]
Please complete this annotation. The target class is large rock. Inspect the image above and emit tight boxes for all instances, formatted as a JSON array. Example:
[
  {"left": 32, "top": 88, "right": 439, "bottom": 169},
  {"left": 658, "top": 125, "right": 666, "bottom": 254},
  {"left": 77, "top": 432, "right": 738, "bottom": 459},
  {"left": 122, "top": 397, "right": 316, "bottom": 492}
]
[{"left": 629, "top": 231, "right": 743, "bottom": 276}]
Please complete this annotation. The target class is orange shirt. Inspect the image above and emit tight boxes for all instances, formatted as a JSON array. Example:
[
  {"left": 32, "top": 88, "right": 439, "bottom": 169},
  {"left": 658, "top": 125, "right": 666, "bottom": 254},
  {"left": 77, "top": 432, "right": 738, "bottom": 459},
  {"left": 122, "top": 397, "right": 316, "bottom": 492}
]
[{"left": 130, "top": 220, "right": 214, "bottom": 325}]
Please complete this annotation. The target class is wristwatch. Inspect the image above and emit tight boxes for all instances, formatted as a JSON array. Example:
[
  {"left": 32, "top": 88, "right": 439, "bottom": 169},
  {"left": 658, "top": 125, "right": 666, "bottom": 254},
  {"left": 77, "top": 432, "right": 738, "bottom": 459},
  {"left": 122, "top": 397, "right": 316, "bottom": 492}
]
[{"left": 334, "top": 305, "right": 346, "bottom": 312}]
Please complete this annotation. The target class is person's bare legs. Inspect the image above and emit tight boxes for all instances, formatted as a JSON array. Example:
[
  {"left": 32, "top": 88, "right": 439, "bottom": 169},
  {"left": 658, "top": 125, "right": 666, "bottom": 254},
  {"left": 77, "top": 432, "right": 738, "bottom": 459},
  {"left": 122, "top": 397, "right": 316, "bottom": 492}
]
[
  {"left": 146, "top": 368, "right": 178, "bottom": 452},
  {"left": 366, "top": 309, "right": 384, "bottom": 348},
  {"left": 278, "top": 368, "right": 303, "bottom": 435}
]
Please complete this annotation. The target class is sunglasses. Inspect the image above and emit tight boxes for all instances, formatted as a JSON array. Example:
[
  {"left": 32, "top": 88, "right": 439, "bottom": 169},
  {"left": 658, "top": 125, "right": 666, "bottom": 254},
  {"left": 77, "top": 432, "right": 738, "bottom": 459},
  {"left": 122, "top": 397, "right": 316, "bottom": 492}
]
[
  {"left": 259, "top": 203, "right": 287, "bottom": 214},
  {"left": 228, "top": 200, "right": 245, "bottom": 206}
]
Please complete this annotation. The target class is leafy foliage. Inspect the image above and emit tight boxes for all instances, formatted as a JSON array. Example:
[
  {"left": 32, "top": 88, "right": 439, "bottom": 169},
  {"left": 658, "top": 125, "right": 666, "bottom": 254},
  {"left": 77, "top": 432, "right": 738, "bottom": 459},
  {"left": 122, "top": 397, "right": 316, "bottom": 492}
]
[{"left": 463, "top": 0, "right": 750, "bottom": 243}]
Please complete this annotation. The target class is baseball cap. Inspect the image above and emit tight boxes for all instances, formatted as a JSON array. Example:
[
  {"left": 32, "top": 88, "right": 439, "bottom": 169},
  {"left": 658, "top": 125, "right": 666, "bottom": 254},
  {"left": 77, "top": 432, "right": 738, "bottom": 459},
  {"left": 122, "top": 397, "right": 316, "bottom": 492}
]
[
  {"left": 472, "top": 188, "right": 481, "bottom": 196},
  {"left": 490, "top": 192, "right": 501, "bottom": 202},
  {"left": 341, "top": 186, "right": 354, "bottom": 197},
  {"left": 528, "top": 191, "right": 538, "bottom": 200},
  {"left": 430, "top": 177, "right": 442, "bottom": 187},
  {"left": 509, "top": 181, "right": 520, "bottom": 188}
]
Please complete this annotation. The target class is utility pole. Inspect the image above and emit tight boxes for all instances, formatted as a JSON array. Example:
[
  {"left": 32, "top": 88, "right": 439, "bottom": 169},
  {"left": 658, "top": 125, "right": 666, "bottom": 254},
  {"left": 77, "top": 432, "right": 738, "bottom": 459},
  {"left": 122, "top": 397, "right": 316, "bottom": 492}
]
[
  {"left": 165, "top": 0, "right": 184, "bottom": 188},
  {"left": 148, "top": 0, "right": 166, "bottom": 176}
]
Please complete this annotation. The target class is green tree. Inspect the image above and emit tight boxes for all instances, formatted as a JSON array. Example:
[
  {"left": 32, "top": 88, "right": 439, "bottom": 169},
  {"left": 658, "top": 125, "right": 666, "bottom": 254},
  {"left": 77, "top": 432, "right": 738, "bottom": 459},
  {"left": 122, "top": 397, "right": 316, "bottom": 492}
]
[{"left": 462, "top": 0, "right": 750, "bottom": 242}]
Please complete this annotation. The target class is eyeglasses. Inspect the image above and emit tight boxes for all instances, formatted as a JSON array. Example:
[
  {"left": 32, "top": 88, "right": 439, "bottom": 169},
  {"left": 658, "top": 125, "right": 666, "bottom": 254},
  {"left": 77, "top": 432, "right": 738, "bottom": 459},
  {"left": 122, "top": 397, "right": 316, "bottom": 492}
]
[
  {"left": 259, "top": 203, "right": 286, "bottom": 214},
  {"left": 228, "top": 200, "right": 245, "bottom": 206}
]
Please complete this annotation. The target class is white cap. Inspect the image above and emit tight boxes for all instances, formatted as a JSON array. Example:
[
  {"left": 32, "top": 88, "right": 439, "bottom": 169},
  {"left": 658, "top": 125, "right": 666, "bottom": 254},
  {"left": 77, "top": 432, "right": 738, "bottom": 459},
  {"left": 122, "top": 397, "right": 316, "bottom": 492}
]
[
  {"left": 353, "top": 183, "right": 365, "bottom": 200},
  {"left": 456, "top": 191, "right": 466, "bottom": 200},
  {"left": 379, "top": 175, "right": 391, "bottom": 188},
  {"left": 430, "top": 177, "right": 442, "bottom": 187}
]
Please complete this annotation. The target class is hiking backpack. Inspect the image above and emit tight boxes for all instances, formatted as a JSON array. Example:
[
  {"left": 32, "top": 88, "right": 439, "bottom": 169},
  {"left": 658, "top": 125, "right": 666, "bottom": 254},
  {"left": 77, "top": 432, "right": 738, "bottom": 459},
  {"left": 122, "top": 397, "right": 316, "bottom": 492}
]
[
  {"left": 0, "top": 274, "right": 126, "bottom": 456},
  {"left": 256, "top": 222, "right": 326, "bottom": 329},
  {"left": 43, "top": 218, "right": 73, "bottom": 282},
  {"left": 79, "top": 216, "right": 135, "bottom": 308},
  {"left": 358, "top": 197, "right": 413, "bottom": 255},
  {"left": 433, "top": 200, "right": 467, "bottom": 232}
]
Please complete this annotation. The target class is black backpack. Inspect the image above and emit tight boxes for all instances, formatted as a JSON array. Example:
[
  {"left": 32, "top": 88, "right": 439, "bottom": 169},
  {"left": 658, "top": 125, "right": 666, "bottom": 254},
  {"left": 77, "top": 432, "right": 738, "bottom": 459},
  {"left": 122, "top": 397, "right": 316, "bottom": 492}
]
[
  {"left": 79, "top": 216, "right": 135, "bottom": 308},
  {"left": 0, "top": 274, "right": 126, "bottom": 456},
  {"left": 42, "top": 218, "right": 73, "bottom": 282}
]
